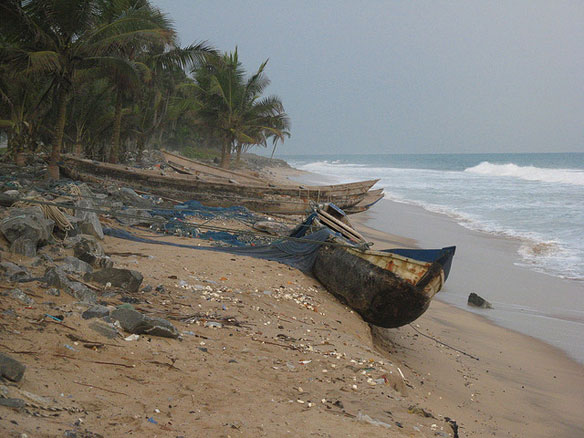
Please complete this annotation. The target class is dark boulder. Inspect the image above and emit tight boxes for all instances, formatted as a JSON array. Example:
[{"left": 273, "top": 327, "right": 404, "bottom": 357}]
[
  {"left": 75, "top": 199, "right": 104, "bottom": 240},
  {"left": 0, "top": 352, "right": 26, "bottom": 382},
  {"left": 0, "top": 261, "right": 30, "bottom": 282},
  {"left": 85, "top": 267, "right": 143, "bottom": 292},
  {"left": 62, "top": 256, "right": 93, "bottom": 275},
  {"left": 0, "top": 207, "right": 54, "bottom": 256},
  {"left": 110, "top": 308, "right": 179, "bottom": 338},
  {"left": 82, "top": 305, "right": 111, "bottom": 320},
  {"left": 467, "top": 292, "right": 493, "bottom": 309},
  {"left": 44, "top": 266, "right": 96, "bottom": 303},
  {"left": 70, "top": 234, "right": 112, "bottom": 268}
]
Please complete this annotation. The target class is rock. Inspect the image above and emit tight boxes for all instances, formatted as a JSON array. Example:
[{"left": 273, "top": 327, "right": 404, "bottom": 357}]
[
  {"left": 82, "top": 305, "right": 110, "bottom": 320},
  {"left": 253, "top": 220, "right": 292, "bottom": 236},
  {"left": 0, "top": 397, "right": 25, "bottom": 408},
  {"left": 0, "top": 207, "right": 54, "bottom": 256},
  {"left": 88, "top": 321, "right": 119, "bottom": 339},
  {"left": 32, "top": 253, "right": 54, "bottom": 266},
  {"left": 0, "top": 352, "right": 26, "bottom": 382},
  {"left": 44, "top": 266, "right": 71, "bottom": 289},
  {"left": 75, "top": 199, "right": 104, "bottom": 240},
  {"left": 67, "top": 282, "right": 97, "bottom": 303},
  {"left": 110, "top": 308, "right": 179, "bottom": 338},
  {"left": 0, "top": 261, "right": 30, "bottom": 282},
  {"left": 71, "top": 235, "right": 112, "bottom": 268},
  {"left": 3, "top": 189, "right": 20, "bottom": 199},
  {"left": 467, "top": 292, "right": 493, "bottom": 309},
  {"left": 61, "top": 256, "right": 93, "bottom": 275},
  {"left": 10, "top": 288, "right": 34, "bottom": 305},
  {"left": 85, "top": 268, "right": 143, "bottom": 292},
  {"left": 44, "top": 267, "right": 96, "bottom": 302},
  {"left": 117, "top": 187, "right": 153, "bottom": 208},
  {"left": 10, "top": 236, "right": 38, "bottom": 257},
  {"left": 46, "top": 287, "right": 60, "bottom": 296},
  {"left": 114, "top": 207, "right": 155, "bottom": 227}
]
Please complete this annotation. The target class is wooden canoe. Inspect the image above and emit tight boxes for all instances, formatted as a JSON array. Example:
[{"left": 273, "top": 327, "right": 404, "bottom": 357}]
[
  {"left": 313, "top": 243, "right": 455, "bottom": 328},
  {"left": 160, "top": 149, "right": 380, "bottom": 198},
  {"left": 343, "top": 189, "right": 384, "bottom": 214},
  {"left": 161, "top": 149, "right": 266, "bottom": 184},
  {"left": 59, "top": 156, "right": 371, "bottom": 215}
]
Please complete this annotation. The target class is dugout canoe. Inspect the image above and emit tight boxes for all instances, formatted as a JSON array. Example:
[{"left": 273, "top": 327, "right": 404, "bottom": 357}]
[
  {"left": 313, "top": 242, "right": 455, "bottom": 328},
  {"left": 343, "top": 189, "right": 384, "bottom": 214},
  {"left": 160, "top": 149, "right": 379, "bottom": 198},
  {"left": 60, "top": 156, "right": 372, "bottom": 214}
]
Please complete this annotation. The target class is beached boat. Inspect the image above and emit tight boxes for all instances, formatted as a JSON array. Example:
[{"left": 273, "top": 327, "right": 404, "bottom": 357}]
[
  {"left": 60, "top": 156, "right": 373, "bottom": 214},
  {"left": 343, "top": 188, "right": 384, "bottom": 214},
  {"left": 160, "top": 149, "right": 380, "bottom": 198},
  {"left": 313, "top": 241, "right": 455, "bottom": 328},
  {"left": 161, "top": 149, "right": 266, "bottom": 184}
]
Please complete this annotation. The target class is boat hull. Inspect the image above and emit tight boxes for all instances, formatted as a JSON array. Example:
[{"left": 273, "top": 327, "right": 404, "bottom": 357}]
[
  {"left": 60, "top": 157, "right": 369, "bottom": 214},
  {"left": 161, "top": 150, "right": 380, "bottom": 197},
  {"left": 313, "top": 244, "right": 455, "bottom": 328}
]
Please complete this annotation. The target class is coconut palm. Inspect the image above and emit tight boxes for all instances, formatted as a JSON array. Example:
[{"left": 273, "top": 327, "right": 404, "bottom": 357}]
[{"left": 193, "top": 48, "right": 290, "bottom": 168}]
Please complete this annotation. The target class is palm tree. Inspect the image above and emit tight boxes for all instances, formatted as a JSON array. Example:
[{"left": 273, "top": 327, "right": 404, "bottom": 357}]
[
  {"left": 0, "top": 60, "right": 52, "bottom": 165},
  {"left": 0, "top": 0, "right": 180, "bottom": 178},
  {"left": 193, "top": 48, "right": 290, "bottom": 168}
]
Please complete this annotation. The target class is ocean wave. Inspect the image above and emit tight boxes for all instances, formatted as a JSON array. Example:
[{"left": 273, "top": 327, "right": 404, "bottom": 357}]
[
  {"left": 464, "top": 161, "right": 584, "bottom": 186},
  {"left": 378, "top": 193, "right": 583, "bottom": 281},
  {"left": 296, "top": 160, "right": 366, "bottom": 171}
]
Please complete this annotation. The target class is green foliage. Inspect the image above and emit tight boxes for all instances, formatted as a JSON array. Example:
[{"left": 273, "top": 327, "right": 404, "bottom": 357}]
[
  {"left": 181, "top": 146, "right": 221, "bottom": 162},
  {"left": 0, "top": 1, "right": 289, "bottom": 170}
]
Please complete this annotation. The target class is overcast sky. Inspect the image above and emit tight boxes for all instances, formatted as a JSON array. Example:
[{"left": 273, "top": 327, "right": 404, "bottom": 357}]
[{"left": 153, "top": 0, "right": 583, "bottom": 155}]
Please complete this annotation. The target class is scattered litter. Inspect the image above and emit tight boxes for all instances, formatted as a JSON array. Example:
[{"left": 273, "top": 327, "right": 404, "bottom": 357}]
[
  {"left": 124, "top": 334, "right": 140, "bottom": 341},
  {"left": 356, "top": 412, "right": 392, "bottom": 429}
]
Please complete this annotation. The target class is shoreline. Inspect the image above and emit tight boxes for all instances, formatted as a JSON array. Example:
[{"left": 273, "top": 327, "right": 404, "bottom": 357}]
[{"left": 275, "top": 164, "right": 584, "bottom": 365}]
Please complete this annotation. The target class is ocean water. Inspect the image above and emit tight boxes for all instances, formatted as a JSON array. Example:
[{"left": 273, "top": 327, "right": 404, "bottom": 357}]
[{"left": 284, "top": 153, "right": 584, "bottom": 282}]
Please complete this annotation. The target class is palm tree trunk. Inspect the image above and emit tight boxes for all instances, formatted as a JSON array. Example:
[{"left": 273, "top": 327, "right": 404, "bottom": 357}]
[
  {"left": 73, "top": 128, "right": 83, "bottom": 156},
  {"left": 109, "top": 89, "right": 123, "bottom": 164},
  {"left": 235, "top": 143, "right": 243, "bottom": 165},
  {"left": 136, "top": 134, "right": 145, "bottom": 163},
  {"left": 220, "top": 139, "right": 231, "bottom": 169},
  {"left": 48, "top": 88, "right": 68, "bottom": 179}
]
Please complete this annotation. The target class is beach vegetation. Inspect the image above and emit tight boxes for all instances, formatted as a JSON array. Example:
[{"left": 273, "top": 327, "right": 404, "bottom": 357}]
[
  {"left": 191, "top": 48, "right": 290, "bottom": 168},
  {"left": 0, "top": 1, "right": 289, "bottom": 173}
]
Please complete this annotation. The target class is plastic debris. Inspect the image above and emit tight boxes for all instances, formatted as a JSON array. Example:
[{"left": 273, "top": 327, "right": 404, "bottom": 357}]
[{"left": 356, "top": 412, "right": 392, "bottom": 429}]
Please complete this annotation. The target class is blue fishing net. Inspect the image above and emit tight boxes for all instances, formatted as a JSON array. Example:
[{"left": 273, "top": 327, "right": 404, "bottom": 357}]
[
  {"left": 152, "top": 200, "right": 258, "bottom": 223},
  {"left": 103, "top": 227, "right": 334, "bottom": 272}
]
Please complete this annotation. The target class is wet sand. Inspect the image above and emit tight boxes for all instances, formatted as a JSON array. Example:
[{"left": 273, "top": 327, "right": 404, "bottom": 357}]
[{"left": 358, "top": 199, "right": 584, "bottom": 365}]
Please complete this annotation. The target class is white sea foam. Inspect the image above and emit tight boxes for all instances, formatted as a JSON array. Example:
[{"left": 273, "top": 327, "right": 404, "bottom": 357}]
[{"left": 464, "top": 161, "right": 584, "bottom": 186}]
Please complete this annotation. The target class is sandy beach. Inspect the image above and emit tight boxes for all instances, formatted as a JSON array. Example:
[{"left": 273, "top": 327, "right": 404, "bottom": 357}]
[{"left": 0, "top": 163, "right": 582, "bottom": 438}]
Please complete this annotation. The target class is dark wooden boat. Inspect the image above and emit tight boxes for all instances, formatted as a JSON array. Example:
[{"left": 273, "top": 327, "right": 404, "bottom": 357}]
[
  {"left": 161, "top": 149, "right": 266, "bottom": 184},
  {"left": 60, "top": 156, "right": 374, "bottom": 215},
  {"left": 160, "top": 149, "right": 380, "bottom": 197},
  {"left": 343, "top": 188, "right": 384, "bottom": 214},
  {"left": 313, "top": 242, "right": 455, "bottom": 328}
]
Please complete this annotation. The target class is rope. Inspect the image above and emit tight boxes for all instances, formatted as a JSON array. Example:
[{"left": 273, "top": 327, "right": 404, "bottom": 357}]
[
  {"left": 408, "top": 324, "right": 479, "bottom": 361},
  {"left": 12, "top": 199, "right": 73, "bottom": 231}
]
